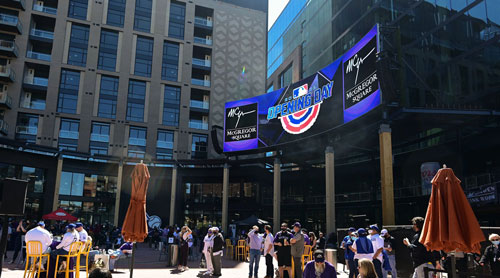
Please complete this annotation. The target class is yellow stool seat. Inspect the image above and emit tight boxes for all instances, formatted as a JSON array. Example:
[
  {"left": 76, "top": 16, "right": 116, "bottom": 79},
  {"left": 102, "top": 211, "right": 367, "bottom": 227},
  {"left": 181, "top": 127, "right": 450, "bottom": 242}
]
[
  {"left": 76, "top": 240, "right": 92, "bottom": 278},
  {"left": 54, "top": 241, "right": 83, "bottom": 278},
  {"left": 24, "top": 241, "right": 50, "bottom": 278}
]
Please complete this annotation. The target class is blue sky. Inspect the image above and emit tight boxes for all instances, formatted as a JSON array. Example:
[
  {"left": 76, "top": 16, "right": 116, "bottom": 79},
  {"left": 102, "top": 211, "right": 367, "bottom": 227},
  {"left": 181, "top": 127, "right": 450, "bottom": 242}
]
[{"left": 268, "top": 0, "right": 289, "bottom": 29}]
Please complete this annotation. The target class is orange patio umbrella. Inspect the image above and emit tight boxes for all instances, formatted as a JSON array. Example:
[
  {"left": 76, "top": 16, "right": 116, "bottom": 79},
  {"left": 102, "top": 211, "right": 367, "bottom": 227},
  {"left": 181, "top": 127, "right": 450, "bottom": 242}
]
[{"left": 420, "top": 166, "right": 484, "bottom": 254}]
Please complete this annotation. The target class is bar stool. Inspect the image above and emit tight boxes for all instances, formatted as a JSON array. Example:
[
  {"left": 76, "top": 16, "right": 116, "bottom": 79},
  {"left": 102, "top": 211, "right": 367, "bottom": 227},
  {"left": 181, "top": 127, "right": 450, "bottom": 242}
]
[
  {"left": 301, "top": 245, "right": 312, "bottom": 270},
  {"left": 235, "top": 240, "right": 246, "bottom": 261},
  {"left": 54, "top": 241, "right": 83, "bottom": 278},
  {"left": 76, "top": 240, "right": 92, "bottom": 278},
  {"left": 224, "top": 239, "right": 233, "bottom": 259},
  {"left": 24, "top": 241, "right": 50, "bottom": 278}
]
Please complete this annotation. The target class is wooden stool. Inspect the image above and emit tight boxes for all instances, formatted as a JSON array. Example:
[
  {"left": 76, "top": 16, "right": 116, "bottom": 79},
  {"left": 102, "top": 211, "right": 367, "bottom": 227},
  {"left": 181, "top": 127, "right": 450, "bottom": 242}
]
[
  {"left": 76, "top": 241, "right": 92, "bottom": 278},
  {"left": 24, "top": 241, "right": 50, "bottom": 278},
  {"left": 54, "top": 242, "right": 83, "bottom": 278}
]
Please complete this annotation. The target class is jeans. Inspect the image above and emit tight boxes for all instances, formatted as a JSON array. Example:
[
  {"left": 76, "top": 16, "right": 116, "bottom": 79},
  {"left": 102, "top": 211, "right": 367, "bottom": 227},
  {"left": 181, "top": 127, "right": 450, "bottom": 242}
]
[
  {"left": 265, "top": 254, "right": 274, "bottom": 277},
  {"left": 348, "top": 259, "right": 358, "bottom": 278},
  {"left": 211, "top": 252, "right": 222, "bottom": 276},
  {"left": 249, "top": 249, "right": 261, "bottom": 277},
  {"left": 412, "top": 262, "right": 434, "bottom": 278},
  {"left": 293, "top": 256, "right": 302, "bottom": 278},
  {"left": 109, "top": 251, "right": 124, "bottom": 271},
  {"left": 383, "top": 255, "right": 397, "bottom": 278},
  {"left": 373, "top": 258, "right": 384, "bottom": 278}
]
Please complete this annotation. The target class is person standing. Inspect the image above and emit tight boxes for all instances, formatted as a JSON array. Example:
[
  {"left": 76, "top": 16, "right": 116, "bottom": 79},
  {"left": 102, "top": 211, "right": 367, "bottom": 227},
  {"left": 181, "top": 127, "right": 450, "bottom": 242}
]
[
  {"left": 358, "top": 258, "right": 378, "bottom": 278},
  {"left": 303, "top": 250, "right": 337, "bottom": 278},
  {"left": 345, "top": 232, "right": 357, "bottom": 278},
  {"left": 75, "top": 223, "right": 88, "bottom": 242},
  {"left": 248, "top": 225, "right": 263, "bottom": 278},
  {"left": 202, "top": 228, "right": 214, "bottom": 275},
  {"left": 367, "top": 225, "right": 384, "bottom": 278},
  {"left": 309, "top": 232, "right": 317, "bottom": 250},
  {"left": 479, "top": 233, "right": 500, "bottom": 276},
  {"left": 403, "top": 217, "right": 441, "bottom": 278},
  {"left": 317, "top": 232, "right": 326, "bottom": 250},
  {"left": 274, "top": 223, "right": 293, "bottom": 278},
  {"left": 302, "top": 229, "right": 311, "bottom": 246},
  {"left": 211, "top": 227, "right": 224, "bottom": 277},
  {"left": 290, "top": 222, "right": 305, "bottom": 278},
  {"left": 263, "top": 225, "right": 274, "bottom": 278},
  {"left": 10, "top": 219, "right": 28, "bottom": 263},
  {"left": 352, "top": 228, "right": 375, "bottom": 271},
  {"left": 177, "top": 226, "right": 192, "bottom": 271},
  {"left": 380, "top": 229, "right": 397, "bottom": 278}
]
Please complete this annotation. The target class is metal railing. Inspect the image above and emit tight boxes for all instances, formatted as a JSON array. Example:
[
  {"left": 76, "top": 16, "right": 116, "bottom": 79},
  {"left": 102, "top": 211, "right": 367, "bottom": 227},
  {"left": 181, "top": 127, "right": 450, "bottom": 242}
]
[
  {"left": 16, "top": 126, "right": 37, "bottom": 135},
  {"left": 0, "top": 14, "right": 22, "bottom": 30},
  {"left": 157, "top": 141, "right": 173, "bottom": 149},
  {"left": 189, "top": 121, "right": 209, "bottom": 130},
  {"left": 90, "top": 134, "right": 109, "bottom": 142},
  {"left": 193, "top": 37, "right": 212, "bottom": 46},
  {"left": 32, "top": 4, "right": 57, "bottom": 14},
  {"left": 0, "top": 92, "right": 12, "bottom": 107},
  {"left": 0, "top": 65, "right": 15, "bottom": 80},
  {"left": 0, "top": 39, "right": 18, "bottom": 53},
  {"left": 192, "top": 58, "right": 211, "bottom": 67},
  {"left": 24, "top": 76, "right": 49, "bottom": 87},
  {"left": 191, "top": 78, "right": 210, "bottom": 87},
  {"left": 189, "top": 100, "right": 209, "bottom": 109},
  {"left": 30, "top": 29, "right": 54, "bottom": 39},
  {"left": 27, "top": 50, "right": 51, "bottom": 61},
  {"left": 194, "top": 17, "right": 213, "bottom": 27}
]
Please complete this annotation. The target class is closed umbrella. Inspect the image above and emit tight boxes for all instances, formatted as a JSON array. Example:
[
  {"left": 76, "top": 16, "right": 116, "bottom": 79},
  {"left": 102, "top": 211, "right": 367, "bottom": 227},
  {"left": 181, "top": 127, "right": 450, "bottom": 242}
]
[
  {"left": 121, "top": 162, "right": 150, "bottom": 278},
  {"left": 420, "top": 166, "right": 485, "bottom": 277}
]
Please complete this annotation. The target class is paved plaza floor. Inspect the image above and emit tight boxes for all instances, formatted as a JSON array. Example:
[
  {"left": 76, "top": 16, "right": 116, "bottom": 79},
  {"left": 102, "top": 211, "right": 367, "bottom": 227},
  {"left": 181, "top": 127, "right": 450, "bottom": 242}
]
[{"left": 1, "top": 243, "right": 349, "bottom": 278}]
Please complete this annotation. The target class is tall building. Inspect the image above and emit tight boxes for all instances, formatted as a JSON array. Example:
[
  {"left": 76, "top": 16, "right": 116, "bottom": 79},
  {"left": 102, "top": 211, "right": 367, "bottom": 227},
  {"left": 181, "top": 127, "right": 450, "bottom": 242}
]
[
  {"left": 263, "top": 0, "right": 500, "bottom": 230},
  {"left": 0, "top": 0, "right": 267, "bottom": 225}
]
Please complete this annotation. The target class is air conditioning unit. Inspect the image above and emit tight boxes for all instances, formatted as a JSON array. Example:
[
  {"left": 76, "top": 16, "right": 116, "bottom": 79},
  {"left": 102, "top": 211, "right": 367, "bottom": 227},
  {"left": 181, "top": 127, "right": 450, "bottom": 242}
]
[
  {"left": 205, "top": 35, "right": 212, "bottom": 41},
  {"left": 25, "top": 69, "right": 35, "bottom": 84},
  {"left": 37, "top": 1, "right": 44, "bottom": 6},
  {"left": 0, "top": 84, "right": 7, "bottom": 93},
  {"left": 22, "top": 92, "right": 32, "bottom": 108},
  {"left": 203, "top": 95, "right": 210, "bottom": 103},
  {"left": 207, "top": 16, "right": 212, "bottom": 22},
  {"left": 202, "top": 116, "right": 208, "bottom": 124},
  {"left": 204, "top": 75, "right": 210, "bottom": 82},
  {"left": 205, "top": 55, "right": 211, "bottom": 61}
]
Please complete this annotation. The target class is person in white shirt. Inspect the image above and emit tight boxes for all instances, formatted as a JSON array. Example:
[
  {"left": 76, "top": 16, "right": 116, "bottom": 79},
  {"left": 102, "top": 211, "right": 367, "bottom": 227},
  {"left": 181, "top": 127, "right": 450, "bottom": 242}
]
[
  {"left": 25, "top": 221, "right": 53, "bottom": 254},
  {"left": 75, "top": 223, "right": 88, "bottom": 242},
  {"left": 53, "top": 223, "right": 79, "bottom": 256},
  {"left": 203, "top": 228, "right": 215, "bottom": 275},
  {"left": 264, "top": 225, "right": 275, "bottom": 278},
  {"left": 367, "top": 224, "right": 384, "bottom": 278}
]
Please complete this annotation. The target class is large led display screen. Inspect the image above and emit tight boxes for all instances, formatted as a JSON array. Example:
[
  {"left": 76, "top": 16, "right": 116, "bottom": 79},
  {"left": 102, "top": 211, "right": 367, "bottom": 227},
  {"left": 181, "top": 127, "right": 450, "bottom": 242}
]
[{"left": 224, "top": 25, "right": 381, "bottom": 153}]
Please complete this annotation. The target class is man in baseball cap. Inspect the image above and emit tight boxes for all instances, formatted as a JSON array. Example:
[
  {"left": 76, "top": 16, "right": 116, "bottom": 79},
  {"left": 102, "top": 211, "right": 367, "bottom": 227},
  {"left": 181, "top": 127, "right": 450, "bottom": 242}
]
[
  {"left": 303, "top": 250, "right": 337, "bottom": 277},
  {"left": 368, "top": 224, "right": 384, "bottom": 278},
  {"left": 75, "top": 222, "right": 89, "bottom": 242},
  {"left": 291, "top": 222, "right": 305, "bottom": 278}
]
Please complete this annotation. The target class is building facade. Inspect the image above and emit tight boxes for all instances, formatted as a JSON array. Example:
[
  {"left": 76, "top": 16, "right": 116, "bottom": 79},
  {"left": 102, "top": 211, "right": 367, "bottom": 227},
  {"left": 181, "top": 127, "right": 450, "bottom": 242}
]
[{"left": 0, "top": 0, "right": 267, "bottom": 225}]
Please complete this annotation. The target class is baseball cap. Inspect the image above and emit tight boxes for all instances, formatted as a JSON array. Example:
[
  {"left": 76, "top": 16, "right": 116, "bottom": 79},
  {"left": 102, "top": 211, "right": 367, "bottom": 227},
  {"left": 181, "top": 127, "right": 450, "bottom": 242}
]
[
  {"left": 314, "top": 250, "right": 325, "bottom": 263},
  {"left": 67, "top": 223, "right": 76, "bottom": 229},
  {"left": 348, "top": 227, "right": 356, "bottom": 232},
  {"left": 369, "top": 224, "right": 380, "bottom": 232},
  {"left": 293, "top": 222, "right": 301, "bottom": 228},
  {"left": 381, "top": 229, "right": 388, "bottom": 236},
  {"left": 38, "top": 221, "right": 45, "bottom": 227},
  {"left": 357, "top": 228, "right": 367, "bottom": 236},
  {"left": 75, "top": 222, "right": 83, "bottom": 228}
]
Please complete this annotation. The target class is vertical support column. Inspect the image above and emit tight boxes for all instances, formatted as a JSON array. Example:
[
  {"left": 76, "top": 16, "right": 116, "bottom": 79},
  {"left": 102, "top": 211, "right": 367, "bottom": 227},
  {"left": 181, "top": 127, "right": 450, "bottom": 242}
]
[
  {"left": 273, "top": 158, "right": 281, "bottom": 234},
  {"left": 325, "top": 146, "right": 336, "bottom": 235},
  {"left": 169, "top": 165, "right": 178, "bottom": 226},
  {"left": 379, "top": 124, "right": 395, "bottom": 225},
  {"left": 113, "top": 161, "right": 124, "bottom": 227},
  {"left": 221, "top": 163, "right": 229, "bottom": 233},
  {"left": 52, "top": 155, "right": 64, "bottom": 211}
]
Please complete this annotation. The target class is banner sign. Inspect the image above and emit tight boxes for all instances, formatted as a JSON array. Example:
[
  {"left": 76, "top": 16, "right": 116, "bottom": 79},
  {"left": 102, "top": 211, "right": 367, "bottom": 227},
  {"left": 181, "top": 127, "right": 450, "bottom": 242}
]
[
  {"left": 224, "top": 25, "right": 381, "bottom": 152},
  {"left": 466, "top": 183, "right": 498, "bottom": 206}
]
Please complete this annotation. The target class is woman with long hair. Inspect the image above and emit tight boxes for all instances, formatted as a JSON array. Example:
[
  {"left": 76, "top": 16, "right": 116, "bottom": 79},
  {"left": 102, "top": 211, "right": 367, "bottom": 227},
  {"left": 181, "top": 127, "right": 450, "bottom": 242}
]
[
  {"left": 177, "top": 226, "right": 192, "bottom": 271},
  {"left": 358, "top": 258, "right": 378, "bottom": 278},
  {"left": 309, "top": 232, "right": 317, "bottom": 250}
]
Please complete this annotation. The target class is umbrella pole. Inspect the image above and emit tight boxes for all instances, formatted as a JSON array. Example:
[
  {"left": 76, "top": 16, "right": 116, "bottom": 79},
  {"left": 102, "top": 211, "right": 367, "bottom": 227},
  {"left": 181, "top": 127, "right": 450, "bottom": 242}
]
[
  {"left": 129, "top": 242, "right": 136, "bottom": 278},
  {"left": 451, "top": 253, "right": 457, "bottom": 278}
]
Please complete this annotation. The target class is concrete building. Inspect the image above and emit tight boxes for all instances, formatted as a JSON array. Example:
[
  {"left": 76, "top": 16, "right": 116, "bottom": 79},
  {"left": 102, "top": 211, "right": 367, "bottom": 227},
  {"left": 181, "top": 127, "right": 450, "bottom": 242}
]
[{"left": 0, "top": 0, "right": 267, "bottom": 225}]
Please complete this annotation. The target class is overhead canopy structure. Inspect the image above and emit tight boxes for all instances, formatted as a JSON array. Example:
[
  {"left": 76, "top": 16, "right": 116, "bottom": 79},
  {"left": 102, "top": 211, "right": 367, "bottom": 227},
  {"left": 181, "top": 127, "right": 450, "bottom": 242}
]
[
  {"left": 42, "top": 208, "right": 77, "bottom": 221},
  {"left": 235, "top": 215, "right": 269, "bottom": 226}
]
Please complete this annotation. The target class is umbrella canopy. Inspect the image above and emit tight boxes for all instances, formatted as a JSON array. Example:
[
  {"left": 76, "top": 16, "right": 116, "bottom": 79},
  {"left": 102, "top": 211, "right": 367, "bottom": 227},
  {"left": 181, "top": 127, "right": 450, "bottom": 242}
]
[
  {"left": 121, "top": 163, "right": 150, "bottom": 243},
  {"left": 235, "top": 215, "right": 269, "bottom": 226},
  {"left": 420, "top": 167, "right": 485, "bottom": 254},
  {"left": 42, "top": 208, "right": 78, "bottom": 221}
]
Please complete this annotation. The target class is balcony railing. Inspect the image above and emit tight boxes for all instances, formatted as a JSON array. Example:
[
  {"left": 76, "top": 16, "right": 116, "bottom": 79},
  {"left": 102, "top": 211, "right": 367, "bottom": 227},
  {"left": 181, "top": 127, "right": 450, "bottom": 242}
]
[
  {"left": 0, "top": 14, "right": 22, "bottom": 30},
  {"left": 157, "top": 141, "right": 174, "bottom": 149},
  {"left": 189, "top": 121, "right": 208, "bottom": 130},
  {"left": 0, "top": 65, "right": 15, "bottom": 81},
  {"left": 129, "top": 138, "right": 146, "bottom": 146},
  {"left": 194, "top": 37, "right": 212, "bottom": 46},
  {"left": 30, "top": 29, "right": 54, "bottom": 40},
  {"left": 191, "top": 78, "right": 210, "bottom": 87},
  {"left": 0, "top": 119, "right": 8, "bottom": 135},
  {"left": 192, "top": 58, "right": 211, "bottom": 67},
  {"left": 194, "top": 17, "right": 213, "bottom": 27},
  {"left": 27, "top": 50, "right": 51, "bottom": 61},
  {"left": 0, "top": 92, "right": 12, "bottom": 108},
  {"left": 32, "top": 4, "right": 57, "bottom": 15},
  {"left": 90, "top": 134, "right": 109, "bottom": 142},
  {"left": 59, "top": 130, "right": 79, "bottom": 139},
  {"left": 0, "top": 39, "right": 19, "bottom": 55},
  {"left": 190, "top": 100, "right": 209, "bottom": 109},
  {"left": 25, "top": 76, "right": 49, "bottom": 87},
  {"left": 16, "top": 126, "right": 37, "bottom": 135}
]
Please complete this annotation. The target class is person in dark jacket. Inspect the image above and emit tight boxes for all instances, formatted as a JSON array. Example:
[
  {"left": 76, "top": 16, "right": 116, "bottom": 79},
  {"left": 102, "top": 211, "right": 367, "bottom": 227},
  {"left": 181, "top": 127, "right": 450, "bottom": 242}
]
[
  {"left": 303, "top": 250, "right": 337, "bottom": 278},
  {"left": 480, "top": 233, "right": 500, "bottom": 276},
  {"left": 403, "top": 217, "right": 441, "bottom": 278},
  {"left": 210, "top": 227, "right": 224, "bottom": 277}
]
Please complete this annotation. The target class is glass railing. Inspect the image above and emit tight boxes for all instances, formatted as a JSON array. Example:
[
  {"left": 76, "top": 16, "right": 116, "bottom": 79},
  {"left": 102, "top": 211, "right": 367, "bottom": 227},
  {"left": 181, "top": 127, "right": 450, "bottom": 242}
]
[
  {"left": 16, "top": 126, "right": 37, "bottom": 135},
  {"left": 194, "top": 17, "right": 213, "bottom": 27},
  {"left": 129, "top": 138, "right": 146, "bottom": 146},
  {"left": 0, "top": 92, "right": 12, "bottom": 107},
  {"left": 192, "top": 58, "right": 211, "bottom": 67},
  {"left": 189, "top": 121, "right": 208, "bottom": 130},
  {"left": 0, "top": 65, "right": 15, "bottom": 80},
  {"left": 190, "top": 100, "right": 209, "bottom": 109},
  {"left": 191, "top": 78, "right": 211, "bottom": 87},
  {"left": 157, "top": 141, "right": 173, "bottom": 149},
  {"left": 30, "top": 29, "right": 54, "bottom": 40},
  {"left": 0, "top": 14, "right": 20, "bottom": 26},
  {"left": 32, "top": 4, "right": 57, "bottom": 14},
  {"left": 90, "top": 134, "right": 109, "bottom": 142},
  {"left": 20, "top": 100, "right": 45, "bottom": 110},
  {"left": 59, "top": 130, "right": 79, "bottom": 139},
  {"left": 0, "top": 119, "right": 8, "bottom": 134},
  {"left": 27, "top": 50, "right": 51, "bottom": 61},
  {"left": 0, "top": 39, "right": 17, "bottom": 51},
  {"left": 193, "top": 37, "right": 213, "bottom": 46},
  {"left": 24, "top": 76, "right": 49, "bottom": 87}
]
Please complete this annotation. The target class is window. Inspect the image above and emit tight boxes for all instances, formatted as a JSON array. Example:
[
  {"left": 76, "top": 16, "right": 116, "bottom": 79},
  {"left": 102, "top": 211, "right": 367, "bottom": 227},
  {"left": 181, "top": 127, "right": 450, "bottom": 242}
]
[
  {"left": 59, "top": 172, "right": 85, "bottom": 196},
  {"left": 68, "top": 24, "right": 89, "bottom": 67},
  {"left": 68, "top": 0, "right": 88, "bottom": 20},
  {"left": 98, "top": 75, "right": 119, "bottom": 119},
  {"left": 98, "top": 30, "right": 119, "bottom": 71},
  {"left": 59, "top": 118, "right": 79, "bottom": 151},
  {"left": 157, "top": 130, "right": 174, "bottom": 160},
  {"left": 192, "top": 134, "right": 208, "bottom": 159},
  {"left": 107, "top": 0, "right": 126, "bottom": 27},
  {"left": 126, "top": 80, "right": 146, "bottom": 122},
  {"left": 134, "top": 36, "right": 153, "bottom": 77},
  {"left": 279, "top": 64, "right": 293, "bottom": 88},
  {"left": 15, "top": 113, "right": 39, "bottom": 143},
  {"left": 163, "top": 85, "right": 180, "bottom": 126},
  {"left": 134, "top": 0, "right": 152, "bottom": 32},
  {"left": 267, "top": 84, "right": 274, "bottom": 93},
  {"left": 162, "top": 41, "right": 179, "bottom": 81},
  {"left": 57, "top": 69, "right": 80, "bottom": 114},
  {"left": 168, "top": 1, "right": 185, "bottom": 39},
  {"left": 90, "top": 122, "right": 110, "bottom": 155},
  {"left": 128, "top": 126, "right": 146, "bottom": 158}
]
